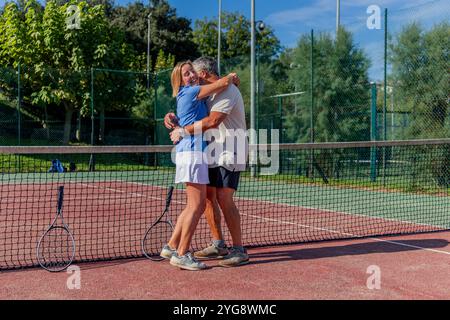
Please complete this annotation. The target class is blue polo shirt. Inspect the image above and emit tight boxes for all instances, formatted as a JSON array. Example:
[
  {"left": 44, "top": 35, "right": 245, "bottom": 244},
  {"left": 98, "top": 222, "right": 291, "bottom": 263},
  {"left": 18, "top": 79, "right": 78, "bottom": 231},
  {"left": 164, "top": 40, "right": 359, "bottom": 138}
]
[{"left": 175, "top": 85, "right": 208, "bottom": 152}]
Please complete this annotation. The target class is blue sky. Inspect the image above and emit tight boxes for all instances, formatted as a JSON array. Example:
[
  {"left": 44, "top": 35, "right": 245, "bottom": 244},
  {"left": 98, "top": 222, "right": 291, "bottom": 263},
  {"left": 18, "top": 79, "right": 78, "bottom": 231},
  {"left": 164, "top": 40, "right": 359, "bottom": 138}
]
[
  {"left": 118, "top": 0, "right": 448, "bottom": 80},
  {"left": 110, "top": 0, "right": 448, "bottom": 46},
  {"left": 2, "top": 0, "right": 448, "bottom": 80}
]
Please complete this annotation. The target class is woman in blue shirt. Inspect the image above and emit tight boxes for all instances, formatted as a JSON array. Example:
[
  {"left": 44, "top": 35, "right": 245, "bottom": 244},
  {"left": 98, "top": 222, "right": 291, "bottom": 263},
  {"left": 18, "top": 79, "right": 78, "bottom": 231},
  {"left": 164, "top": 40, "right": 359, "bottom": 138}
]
[{"left": 161, "top": 61, "right": 236, "bottom": 270}]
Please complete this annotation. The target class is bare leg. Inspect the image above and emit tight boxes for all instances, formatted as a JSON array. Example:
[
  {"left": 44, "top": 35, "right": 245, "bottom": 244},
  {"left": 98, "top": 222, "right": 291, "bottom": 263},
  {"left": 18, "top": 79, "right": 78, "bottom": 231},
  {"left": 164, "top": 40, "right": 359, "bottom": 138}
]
[
  {"left": 167, "top": 209, "right": 185, "bottom": 250},
  {"left": 176, "top": 183, "right": 206, "bottom": 256},
  {"left": 216, "top": 188, "right": 242, "bottom": 247},
  {"left": 204, "top": 186, "right": 223, "bottom": 241}
]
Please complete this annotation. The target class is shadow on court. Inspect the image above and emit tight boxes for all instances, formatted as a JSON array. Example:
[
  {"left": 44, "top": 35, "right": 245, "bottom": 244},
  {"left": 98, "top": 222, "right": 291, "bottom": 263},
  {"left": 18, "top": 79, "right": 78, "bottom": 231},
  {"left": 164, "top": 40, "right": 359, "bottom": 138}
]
[
  {"left": 245, "top": 238, "right": 449, "bottom": 266},
  {"left": 1, "top": 231, "right": 449, "bottom": 299}
]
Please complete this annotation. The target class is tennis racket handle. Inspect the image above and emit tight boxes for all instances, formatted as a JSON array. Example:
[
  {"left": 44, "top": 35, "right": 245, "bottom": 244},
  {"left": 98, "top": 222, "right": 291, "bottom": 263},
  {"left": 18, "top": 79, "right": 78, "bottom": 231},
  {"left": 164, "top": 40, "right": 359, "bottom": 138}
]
[
  {"left": 57, "top": 186, "right": 64, "bottom": 212},
  {"left": 166, "top": 186, "right": 174, "bottom": 207}
]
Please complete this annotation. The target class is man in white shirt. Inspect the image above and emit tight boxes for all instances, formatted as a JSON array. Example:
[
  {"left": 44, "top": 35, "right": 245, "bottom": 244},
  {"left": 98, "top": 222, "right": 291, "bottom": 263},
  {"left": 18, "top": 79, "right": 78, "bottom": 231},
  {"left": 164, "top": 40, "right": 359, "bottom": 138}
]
[{"left": 164, "top": 56, "right": 249, "bottom": 267}]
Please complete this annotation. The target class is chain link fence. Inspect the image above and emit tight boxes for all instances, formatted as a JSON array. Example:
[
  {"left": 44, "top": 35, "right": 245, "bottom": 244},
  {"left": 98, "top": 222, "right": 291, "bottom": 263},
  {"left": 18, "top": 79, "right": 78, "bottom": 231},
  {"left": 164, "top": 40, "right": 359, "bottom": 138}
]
[
  {"left": 0, "top": 66, "right": 173, "bottom": 148},
  {"left": 0, "top": 1, "right": 448, "bottom": 147},
  {"left": 253, "top": 0, "right": 449, "bottom": 144}
]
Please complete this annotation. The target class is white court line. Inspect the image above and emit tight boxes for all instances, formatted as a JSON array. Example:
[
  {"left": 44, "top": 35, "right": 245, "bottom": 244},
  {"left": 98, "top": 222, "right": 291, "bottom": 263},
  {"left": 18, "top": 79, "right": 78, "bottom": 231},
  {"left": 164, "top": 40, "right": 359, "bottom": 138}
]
[
  {"left": 236, "top": 194, "right": 445, "bottom": 230},
  {"left": 367, "top": 237, "right": 450, "bottom": 255},
  {"left": 80, "top": 182, "right": 186, "bottom": 204},
  {"left": 81, "top": 181, "right": 450, "bottom": 256},
  {"left": 244, "top": 213, "right": 450, "bottom": 255}
]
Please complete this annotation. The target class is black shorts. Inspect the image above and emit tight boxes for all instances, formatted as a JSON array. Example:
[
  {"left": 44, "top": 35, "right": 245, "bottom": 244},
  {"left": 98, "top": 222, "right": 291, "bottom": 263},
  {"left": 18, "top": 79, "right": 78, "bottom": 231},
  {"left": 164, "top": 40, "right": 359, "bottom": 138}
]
[{"left": 208, "top": 167, "right": 241, "bottom": 190}]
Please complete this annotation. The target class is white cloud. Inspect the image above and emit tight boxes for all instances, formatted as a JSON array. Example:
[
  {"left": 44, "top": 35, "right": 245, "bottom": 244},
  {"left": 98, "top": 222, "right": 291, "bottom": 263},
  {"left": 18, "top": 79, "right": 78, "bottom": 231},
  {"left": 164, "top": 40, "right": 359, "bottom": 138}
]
[
  {"left": 268, "top": 0, "right": 447, "bottom": 33},
  {"left": 390, "top": 1, "right": 449, "bottom": 27},
  {"left": 341, "top": 0, "right": 433, "bottom": 8}
]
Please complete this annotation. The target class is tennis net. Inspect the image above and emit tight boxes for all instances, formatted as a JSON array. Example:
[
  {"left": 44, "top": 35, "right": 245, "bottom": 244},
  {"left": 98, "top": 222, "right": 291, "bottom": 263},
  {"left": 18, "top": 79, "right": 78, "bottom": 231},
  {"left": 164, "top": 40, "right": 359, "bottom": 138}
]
[{"left": 1, "top": 139, "right": 449, "bottom": 270}]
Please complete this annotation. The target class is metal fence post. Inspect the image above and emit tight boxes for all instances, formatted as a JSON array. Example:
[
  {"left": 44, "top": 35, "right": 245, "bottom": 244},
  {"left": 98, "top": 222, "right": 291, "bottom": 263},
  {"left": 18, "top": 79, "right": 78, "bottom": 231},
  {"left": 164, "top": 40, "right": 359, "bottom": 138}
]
[
  {"left": 89, "top": 67, "right": 95, "bottom": 171},
  {"left": 310, "top": 29, "right": 315, "bottom": 178},
  {"left": 17, "top": 63, "right": 21, "bottom": 146},
  {"left": 383, "top": 8, "right": 388, "bottom": 185},
  {"left": 370, "top": 82, "right": 378, "bottom": 182}
]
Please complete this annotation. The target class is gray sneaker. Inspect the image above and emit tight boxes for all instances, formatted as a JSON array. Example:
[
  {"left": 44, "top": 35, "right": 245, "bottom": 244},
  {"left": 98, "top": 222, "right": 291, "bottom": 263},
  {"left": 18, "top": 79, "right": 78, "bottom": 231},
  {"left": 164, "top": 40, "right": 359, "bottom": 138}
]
[
  {"left": 194, "top": 243, "right": 228, "bottom": 259},
  {"left": 218, "top": 247, "right": 249, "bottom": 267},
  {"left": 170, "top": 252, "right": 208, "bottom": 271},
  {"left": 160, "top": 244, "right": 177, "bottom": 260}
]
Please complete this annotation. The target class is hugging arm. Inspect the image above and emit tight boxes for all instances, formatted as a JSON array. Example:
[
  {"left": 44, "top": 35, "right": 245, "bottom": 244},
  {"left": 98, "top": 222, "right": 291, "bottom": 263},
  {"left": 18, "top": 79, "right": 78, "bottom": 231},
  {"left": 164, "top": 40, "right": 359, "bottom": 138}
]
[
  {"left": 197, "top": 73, "right": 236, "bottom": 100},
  {"left": 169, "top": 111, "right": 227, "bottom": 144}
]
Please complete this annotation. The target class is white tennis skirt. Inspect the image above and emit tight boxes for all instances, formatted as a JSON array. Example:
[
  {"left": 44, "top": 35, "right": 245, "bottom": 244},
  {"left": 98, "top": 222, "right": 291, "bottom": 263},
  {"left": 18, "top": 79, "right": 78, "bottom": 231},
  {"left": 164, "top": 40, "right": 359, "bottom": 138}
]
[{"left": 174, "top": 151, "right": 209, "bottom": 185}]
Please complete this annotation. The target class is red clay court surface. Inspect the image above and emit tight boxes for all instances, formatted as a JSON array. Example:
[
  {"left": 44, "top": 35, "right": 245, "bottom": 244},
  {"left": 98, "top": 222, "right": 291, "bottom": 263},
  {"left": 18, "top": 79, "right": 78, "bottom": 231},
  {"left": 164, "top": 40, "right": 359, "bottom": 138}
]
[
  {"left": 1, "top": 181, "right": 449, "bottom": 299},
  {"left": 1, "top": 181, "right": 444, "bottom": 269},
  {"left": 1, "top": 230, "right": 449, "bottom": 300}
]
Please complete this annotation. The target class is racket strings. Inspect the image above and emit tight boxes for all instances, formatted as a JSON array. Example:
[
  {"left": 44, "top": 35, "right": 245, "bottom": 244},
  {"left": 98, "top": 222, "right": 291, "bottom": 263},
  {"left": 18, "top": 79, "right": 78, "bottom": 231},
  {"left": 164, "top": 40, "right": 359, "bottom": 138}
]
[
  {"left": 38, "top": 228, "right": 74, "bottom": 271},
  {"left": 142, "top": 221, "right": 173, "bottom": 259}
]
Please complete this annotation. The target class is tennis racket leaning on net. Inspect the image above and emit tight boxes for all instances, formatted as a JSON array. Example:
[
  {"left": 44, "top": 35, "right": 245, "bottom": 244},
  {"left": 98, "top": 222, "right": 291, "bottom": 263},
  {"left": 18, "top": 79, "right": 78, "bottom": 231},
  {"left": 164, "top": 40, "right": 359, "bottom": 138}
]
[
  {"left": 37, "top": 185, "right": 76, "bottom": 272},
  {"left": 142, "top": 186, "right": 175, "bottom": 261}
]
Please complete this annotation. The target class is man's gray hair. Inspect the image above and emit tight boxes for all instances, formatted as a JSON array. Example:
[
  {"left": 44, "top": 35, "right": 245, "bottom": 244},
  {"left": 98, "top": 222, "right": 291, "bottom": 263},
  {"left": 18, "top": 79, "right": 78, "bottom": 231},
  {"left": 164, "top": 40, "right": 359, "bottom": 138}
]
[{"left": 193, "top": 56, "right": 219, "bottom": 76}]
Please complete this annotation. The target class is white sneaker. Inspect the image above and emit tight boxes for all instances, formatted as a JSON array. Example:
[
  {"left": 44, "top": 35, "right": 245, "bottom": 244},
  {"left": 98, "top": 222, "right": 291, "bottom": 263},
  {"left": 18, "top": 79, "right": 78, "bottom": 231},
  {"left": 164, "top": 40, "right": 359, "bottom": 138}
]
[
  {"left": 160, "top": 244, "right": 177, "bottom": 259},
  {"left": 170, "top": 252, "right": 208, "bottom": 271}
]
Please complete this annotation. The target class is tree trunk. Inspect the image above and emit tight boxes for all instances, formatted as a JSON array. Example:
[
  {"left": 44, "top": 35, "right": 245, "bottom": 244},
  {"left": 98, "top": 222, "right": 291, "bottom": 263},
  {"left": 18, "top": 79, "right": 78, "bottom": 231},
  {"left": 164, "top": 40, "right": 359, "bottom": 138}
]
[
  {"left": 75, "top": 110, "right": 81, "bottom": 142},
  {"left": 63, "top": 103, "right": 74, "bottom": 145},
  {"left": 44, "top": 104, "right": 50, "bottom": 141},
  {"left": 99, "top": 105, "right": 105, "bottom": 144}
]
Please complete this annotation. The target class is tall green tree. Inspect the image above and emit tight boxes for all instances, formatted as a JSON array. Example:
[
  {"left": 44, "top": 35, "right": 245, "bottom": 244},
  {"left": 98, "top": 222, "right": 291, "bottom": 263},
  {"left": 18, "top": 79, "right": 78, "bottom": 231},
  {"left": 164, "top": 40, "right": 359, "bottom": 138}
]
[
  {"left": 110, "top": 0, "right": 198, "bottom": 65},
  {"left": 218, "top": 51, "right": 291, "bottom": 130},
  {"left": 285, "top": 28, "right": 370, "bottom": 144},
  {"left": 192, "top": 11, "right": 281, "bottom": 61},
  {"left": 50, "top": 0, "right": 114, "bottom": 13},
  {"left": 0, "top": 0, "right": 137, "bottom": 144},
  {"left": 191, "top": 11, "right": 285, "bottom": 130},
  {"left": 389, "top": 22, "right": 450, "bottom": 139}
]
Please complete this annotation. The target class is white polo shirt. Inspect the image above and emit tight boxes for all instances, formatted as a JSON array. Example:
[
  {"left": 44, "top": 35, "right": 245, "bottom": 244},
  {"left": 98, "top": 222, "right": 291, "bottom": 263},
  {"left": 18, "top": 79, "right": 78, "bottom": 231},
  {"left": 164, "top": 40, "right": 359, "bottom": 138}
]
[{"left": 205, "top": 84, "right": 248, "bottom": 172}]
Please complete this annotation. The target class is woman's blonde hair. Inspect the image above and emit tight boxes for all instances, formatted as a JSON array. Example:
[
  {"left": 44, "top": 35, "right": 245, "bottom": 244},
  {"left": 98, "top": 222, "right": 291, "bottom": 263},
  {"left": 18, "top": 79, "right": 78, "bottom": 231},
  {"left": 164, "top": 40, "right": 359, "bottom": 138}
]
[{"left": 171, "top": 60, "right": 193, "bottom": 97}]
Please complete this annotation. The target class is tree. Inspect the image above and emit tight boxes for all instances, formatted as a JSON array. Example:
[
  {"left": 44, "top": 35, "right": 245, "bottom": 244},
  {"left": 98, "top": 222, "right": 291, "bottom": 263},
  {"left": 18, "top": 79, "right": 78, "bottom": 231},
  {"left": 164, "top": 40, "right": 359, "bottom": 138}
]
[
  {"left": 0, "top": 1, "right": 29, "bottom": 67},
  {"left": 217, "top": 52, "right": 291, "bottom": 131},
  {"left": 110, "top": 0, "right": 198, "bottom": 65},
  {"left": 284, "top": 28, "right": 370, "bottom": 144},
  {"left": 0, "top": 0, "right": 137, "bottom": 144},
  {"left": 192, "top": 11, "right": 281, "bottom": 61},
  {"left": 50, "top": 0, "right": 114, "bottom": 12},
  {"left": 389, "top": 22, "right": 450, "bottom": 139},
  {"left": 190, "top": 11, "right": 284, "bottom": 133},
  {"left": 152, "top": 49, "right": 174, "bottom": 73}
]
